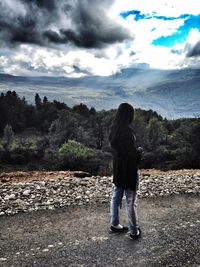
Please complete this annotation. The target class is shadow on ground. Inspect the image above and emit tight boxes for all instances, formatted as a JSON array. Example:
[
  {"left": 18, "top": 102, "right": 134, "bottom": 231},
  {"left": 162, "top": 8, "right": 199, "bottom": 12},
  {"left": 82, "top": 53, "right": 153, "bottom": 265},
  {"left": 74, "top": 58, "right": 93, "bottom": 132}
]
[{"left": 0, "top": 195, "right": 200, "bottom": 267}]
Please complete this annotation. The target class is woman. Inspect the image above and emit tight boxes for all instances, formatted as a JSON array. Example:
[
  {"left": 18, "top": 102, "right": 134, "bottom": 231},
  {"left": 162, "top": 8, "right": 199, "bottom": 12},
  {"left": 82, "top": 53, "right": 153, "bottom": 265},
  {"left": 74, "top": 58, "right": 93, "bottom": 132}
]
[{"left": 109, "top": 103, "right": 142, "bottom": 239}]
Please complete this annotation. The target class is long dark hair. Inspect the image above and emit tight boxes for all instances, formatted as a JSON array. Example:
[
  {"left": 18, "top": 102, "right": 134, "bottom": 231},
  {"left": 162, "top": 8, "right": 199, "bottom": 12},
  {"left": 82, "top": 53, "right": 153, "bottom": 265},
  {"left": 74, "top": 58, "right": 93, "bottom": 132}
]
[{"left": 109, "top": 103, "right": 134, "bottom": 143}]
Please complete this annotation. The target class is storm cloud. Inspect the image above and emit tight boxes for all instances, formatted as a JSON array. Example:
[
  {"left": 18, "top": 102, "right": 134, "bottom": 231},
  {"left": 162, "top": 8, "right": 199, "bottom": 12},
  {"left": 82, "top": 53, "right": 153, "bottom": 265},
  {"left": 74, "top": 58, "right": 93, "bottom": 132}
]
[
  {"left": 0, "top": 0, "right": 131, "bottom": 49},
  {"left": 187, "top": 41, "right": 200, "bottom": 57}
]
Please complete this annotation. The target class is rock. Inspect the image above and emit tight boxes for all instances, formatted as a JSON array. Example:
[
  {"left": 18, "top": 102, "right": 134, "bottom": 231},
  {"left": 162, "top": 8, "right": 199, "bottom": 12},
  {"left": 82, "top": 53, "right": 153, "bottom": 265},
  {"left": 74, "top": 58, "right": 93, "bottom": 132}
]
[
  {"left": 4, "top": 195, "right": 10, "bottom": 200},
  {"left": 0, "top": 171, "right": 200, "bottom": 215},
  {"left": 8, "top": 194, "right": 16, "bottom": 200},
  {"left": 23, "top": 189, "right": 31, "bottom": 196},
  {"left": 0, "top": 177, "right": 10, "bottom": 183},
  {"left": 0, "top": 257, "right": 7, "bottom": 261},
  {"left": 14, "top": 199, "right": 26, "bottom": 207}
]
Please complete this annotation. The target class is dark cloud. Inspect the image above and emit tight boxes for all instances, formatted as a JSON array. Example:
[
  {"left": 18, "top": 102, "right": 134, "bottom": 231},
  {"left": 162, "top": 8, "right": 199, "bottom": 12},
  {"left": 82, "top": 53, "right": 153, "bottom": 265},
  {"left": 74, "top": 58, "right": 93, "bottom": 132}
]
[
  {"left": 171, "top": 49, "right": 182, "bottom": 55},
  {"left": 187, "top": 41, "right": 200, "bottom": 57},
  {"left": 129, "top": 51, "right": 136, "bottom": 56},
  {"left": 33, "top": 0, "right": 56, "bottom": 11},
  {"left": 0, "top": 0, "right": 131, "bottom": 49}
]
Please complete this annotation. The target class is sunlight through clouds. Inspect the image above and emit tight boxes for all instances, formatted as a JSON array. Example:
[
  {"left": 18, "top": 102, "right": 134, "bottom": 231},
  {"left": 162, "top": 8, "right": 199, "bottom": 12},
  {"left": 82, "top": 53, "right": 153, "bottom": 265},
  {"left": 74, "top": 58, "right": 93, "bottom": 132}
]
[{"left": 0, "top": 0, "right": 200, "bottom": 76}]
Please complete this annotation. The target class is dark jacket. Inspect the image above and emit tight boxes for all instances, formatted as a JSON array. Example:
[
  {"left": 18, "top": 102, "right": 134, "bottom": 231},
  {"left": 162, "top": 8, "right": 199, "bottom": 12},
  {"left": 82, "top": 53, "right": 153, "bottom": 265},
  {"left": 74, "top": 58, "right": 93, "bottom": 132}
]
[{"left": 110, "top": 125, "right": 139, "bottom": 190}]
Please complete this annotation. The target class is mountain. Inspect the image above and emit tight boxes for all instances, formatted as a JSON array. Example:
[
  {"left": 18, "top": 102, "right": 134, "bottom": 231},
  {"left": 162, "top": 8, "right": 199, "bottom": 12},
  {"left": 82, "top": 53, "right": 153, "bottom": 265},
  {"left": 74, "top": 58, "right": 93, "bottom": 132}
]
[{"left": 0, "top": 68, "right": 200, "bottom": 119}]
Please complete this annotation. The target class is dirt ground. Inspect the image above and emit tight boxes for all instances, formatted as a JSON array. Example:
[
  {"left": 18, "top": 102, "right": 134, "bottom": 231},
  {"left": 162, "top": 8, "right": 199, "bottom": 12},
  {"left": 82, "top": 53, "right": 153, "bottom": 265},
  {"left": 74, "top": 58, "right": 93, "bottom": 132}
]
[
  {"left": 0, "top": 169, "right": 200, "bottom": 184},
  {"left": 0, "top": 170, "right": 92, "bottom": 184}
]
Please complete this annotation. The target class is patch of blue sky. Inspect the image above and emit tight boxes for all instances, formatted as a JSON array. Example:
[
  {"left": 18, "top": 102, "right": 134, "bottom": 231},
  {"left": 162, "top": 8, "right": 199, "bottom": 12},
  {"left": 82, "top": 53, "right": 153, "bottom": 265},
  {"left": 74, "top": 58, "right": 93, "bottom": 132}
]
[
  {"left": 120, "top": 10, "right": 200, "bottom": 47},
  {"left": 120, "top": 10, "right": 145, "bottom": 20},
  {"left": 120, "top": 10, "right": 190, "bottom": 21},
  {"left": 152, "top": 15, "right": 200, "bottom": 47}
]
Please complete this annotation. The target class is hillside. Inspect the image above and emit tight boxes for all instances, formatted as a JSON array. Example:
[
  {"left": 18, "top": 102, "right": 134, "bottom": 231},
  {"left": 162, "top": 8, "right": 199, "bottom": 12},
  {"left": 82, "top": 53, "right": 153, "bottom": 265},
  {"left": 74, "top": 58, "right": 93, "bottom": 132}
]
[{"left": 1, "top": 67, "right": 200, "bottom": 118}]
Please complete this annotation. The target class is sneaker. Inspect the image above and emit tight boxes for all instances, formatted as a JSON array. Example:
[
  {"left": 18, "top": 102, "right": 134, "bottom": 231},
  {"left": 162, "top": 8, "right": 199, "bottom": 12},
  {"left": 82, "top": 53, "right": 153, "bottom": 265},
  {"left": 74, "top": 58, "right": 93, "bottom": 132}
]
[
  {"left": 129, "top": 227, "right": 141, "bottom": 239},
  {"left": 110, "top": 225, "right": 129, "bottom": 233}
]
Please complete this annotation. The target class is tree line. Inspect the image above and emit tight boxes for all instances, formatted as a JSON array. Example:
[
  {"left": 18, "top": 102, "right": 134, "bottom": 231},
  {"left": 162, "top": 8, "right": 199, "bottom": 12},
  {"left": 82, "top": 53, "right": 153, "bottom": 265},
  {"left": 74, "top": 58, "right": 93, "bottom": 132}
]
[{"left": 0, "top": 90, "right": 200, "bottom": 174}]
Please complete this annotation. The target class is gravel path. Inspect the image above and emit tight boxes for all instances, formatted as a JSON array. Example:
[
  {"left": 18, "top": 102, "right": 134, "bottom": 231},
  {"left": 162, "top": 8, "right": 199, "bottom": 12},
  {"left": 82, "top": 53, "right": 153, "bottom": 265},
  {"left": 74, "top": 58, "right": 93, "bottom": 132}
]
[
  {"left": 0, "top": 195, "right": 200, "bottom": 267},
  {"left": 0, "top": 170, "right": 200, "bottom": 266}
]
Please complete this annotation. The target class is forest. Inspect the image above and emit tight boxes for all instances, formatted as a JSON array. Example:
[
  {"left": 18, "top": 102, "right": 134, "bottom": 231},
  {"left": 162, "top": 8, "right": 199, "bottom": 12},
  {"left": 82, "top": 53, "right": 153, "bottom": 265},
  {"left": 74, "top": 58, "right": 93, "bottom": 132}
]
[{"left": 0, "top": 90, "right": 200, "bottom": 175}]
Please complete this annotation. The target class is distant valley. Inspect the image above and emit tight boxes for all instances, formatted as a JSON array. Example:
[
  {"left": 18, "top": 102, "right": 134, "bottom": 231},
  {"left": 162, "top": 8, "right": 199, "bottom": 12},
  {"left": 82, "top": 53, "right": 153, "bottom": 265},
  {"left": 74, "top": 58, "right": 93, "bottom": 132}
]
[{"left": 0, "top": 68, "right": 200, "bottom": 119}]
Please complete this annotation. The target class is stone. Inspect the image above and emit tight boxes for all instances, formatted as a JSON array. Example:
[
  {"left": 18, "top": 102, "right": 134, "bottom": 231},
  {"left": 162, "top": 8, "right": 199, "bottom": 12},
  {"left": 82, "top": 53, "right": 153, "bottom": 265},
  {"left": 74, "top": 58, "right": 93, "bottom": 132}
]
[
  {"left": 4, "top": 195, "right": 10, "bottom": 200},
  {"left": 14, "top": 199, "right": 26, "bottom": 206},
  {"left": 23, "top": 189, "right": 31, "bottom": 196},
  {"left": 9, "top": 194, "right": 16, "bottom": 199},
  {"left": 0, "top": 258, "right": 7, "bottom": 261},
  {"left": 0, "top": 172, "right": 199, "bottom": 215}
]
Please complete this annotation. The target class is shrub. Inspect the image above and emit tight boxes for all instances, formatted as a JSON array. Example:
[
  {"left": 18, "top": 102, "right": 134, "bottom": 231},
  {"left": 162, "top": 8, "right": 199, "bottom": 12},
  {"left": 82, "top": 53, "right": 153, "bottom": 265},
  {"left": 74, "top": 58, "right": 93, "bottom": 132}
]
[
  {"left": 56, "top": 140, "right": 112, "bottom": 174},
  {"left": 58, "top": 140, "right": 95, "bottom": 160},
  {"left": 57, "top": 140, "right": 95, "bottom": 172}
]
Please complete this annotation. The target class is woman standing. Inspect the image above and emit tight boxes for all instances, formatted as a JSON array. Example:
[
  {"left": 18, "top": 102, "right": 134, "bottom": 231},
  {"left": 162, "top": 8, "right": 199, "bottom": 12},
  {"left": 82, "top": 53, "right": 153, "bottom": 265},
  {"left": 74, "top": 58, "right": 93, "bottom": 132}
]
[{"left": 109, "top": 103, "right": 142, "bottom": 239}]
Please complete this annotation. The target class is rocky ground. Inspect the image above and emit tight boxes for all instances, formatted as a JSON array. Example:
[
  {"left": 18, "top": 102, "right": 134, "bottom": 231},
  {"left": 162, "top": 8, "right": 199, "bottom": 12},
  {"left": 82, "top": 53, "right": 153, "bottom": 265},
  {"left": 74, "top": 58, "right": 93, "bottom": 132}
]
[{"left": 0, "top": 169, "right": 200, "bottom": 216}]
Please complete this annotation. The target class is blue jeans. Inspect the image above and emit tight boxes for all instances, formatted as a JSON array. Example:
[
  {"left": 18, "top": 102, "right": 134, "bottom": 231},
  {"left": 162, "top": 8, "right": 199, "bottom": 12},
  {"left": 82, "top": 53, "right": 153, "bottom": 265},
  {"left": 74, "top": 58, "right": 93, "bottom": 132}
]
[{"left": 110, "top": 185, "right": 138, "bottom": 234}]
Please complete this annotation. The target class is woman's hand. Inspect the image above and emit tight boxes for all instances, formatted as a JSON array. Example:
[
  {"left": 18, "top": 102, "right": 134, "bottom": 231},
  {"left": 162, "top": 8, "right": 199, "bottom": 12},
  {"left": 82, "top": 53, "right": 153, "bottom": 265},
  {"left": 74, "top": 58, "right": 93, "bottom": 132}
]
[{"left": 136, "top": 147, "right": 144, "bottom": 163}]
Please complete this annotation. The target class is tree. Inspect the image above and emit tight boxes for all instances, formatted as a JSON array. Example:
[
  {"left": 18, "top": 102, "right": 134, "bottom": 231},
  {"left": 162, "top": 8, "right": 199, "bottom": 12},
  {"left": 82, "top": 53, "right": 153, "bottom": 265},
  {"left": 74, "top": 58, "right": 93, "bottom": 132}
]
[
  {"left": 89, "top": 107, "right": 96, "bottom": 115},
  {"left": 53, "top": 100, "right": 68, "bottom": 110},
  {"left": 48, "top": 110, "right": 79, "bottom": 149},
  {"left": 92, "top": 110, "right": 114, "bottom": 149},
  {"left": 134, "top": 111, "right": 148, "bottom": 148},
  {"left": 35, "top": 93, "right": 42, "bottom": 109},
  {"left": 72, "top": 103, "right": 90, "bottom": 116},
  {"left": 0, "top": 91, "right": 27, "bottom": 131},
  {"left": 147, "top": 118, "right": 167, "bottom": 149},
  {"left": 43, "top": 96, "right": 48, "bottom": 104},
  {"left": 3, "top": 124, "right": 14, "bottom": 148}
]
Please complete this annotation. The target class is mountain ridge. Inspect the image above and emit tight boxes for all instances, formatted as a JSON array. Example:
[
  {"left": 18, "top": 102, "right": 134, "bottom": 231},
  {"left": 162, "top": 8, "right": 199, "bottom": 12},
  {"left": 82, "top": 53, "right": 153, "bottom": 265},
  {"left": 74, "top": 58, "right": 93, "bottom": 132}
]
[{"left": 0, "top": 68, "right": 200, "bottom": 119}]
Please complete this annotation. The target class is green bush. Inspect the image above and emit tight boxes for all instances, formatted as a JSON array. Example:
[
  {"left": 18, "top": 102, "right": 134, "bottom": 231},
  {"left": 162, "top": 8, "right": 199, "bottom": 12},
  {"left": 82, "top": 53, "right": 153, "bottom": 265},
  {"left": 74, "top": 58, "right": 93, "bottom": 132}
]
[
  {"left": 57, "top": 140, "right": 112, "bottom": 174},
  {"left": 57, "top": 140, "right": 96, "bottom": 172},
  {"left": 58, "top": 140, "right": 95, "bottom": 160}
]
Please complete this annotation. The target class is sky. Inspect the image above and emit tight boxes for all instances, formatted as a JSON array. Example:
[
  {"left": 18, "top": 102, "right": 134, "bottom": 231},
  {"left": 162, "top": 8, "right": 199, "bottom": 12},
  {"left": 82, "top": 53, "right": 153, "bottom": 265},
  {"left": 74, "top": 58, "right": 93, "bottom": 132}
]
[{"left": 0, "top": 0, "right": 200, "bottom": 77}]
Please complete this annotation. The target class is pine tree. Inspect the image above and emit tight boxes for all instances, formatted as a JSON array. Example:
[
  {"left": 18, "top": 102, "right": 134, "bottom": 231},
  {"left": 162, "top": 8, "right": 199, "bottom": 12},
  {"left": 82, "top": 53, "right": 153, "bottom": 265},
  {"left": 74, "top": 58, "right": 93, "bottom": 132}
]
[
  {"left": 43, "top": 96, "right": 48, "bottom": 104},
  {"left": 35, "top": 93, "right": 42, "bottom": 109}
]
